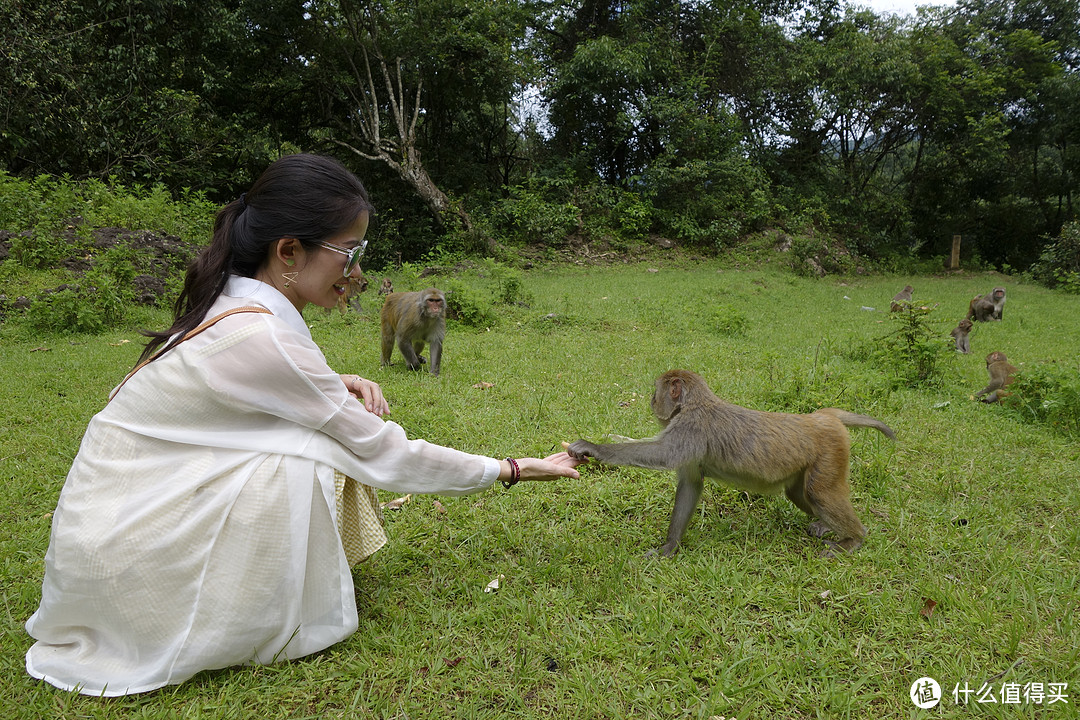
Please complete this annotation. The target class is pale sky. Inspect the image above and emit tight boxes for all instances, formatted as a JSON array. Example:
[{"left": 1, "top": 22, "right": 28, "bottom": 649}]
[{"left": 854, "top": 0, "right": 957, "bottom": 16}]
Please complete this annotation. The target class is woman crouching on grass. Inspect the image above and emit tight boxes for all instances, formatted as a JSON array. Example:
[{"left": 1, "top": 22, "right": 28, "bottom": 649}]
[{"left": 25, "top": 153, "right": 582, "bottom": 697}]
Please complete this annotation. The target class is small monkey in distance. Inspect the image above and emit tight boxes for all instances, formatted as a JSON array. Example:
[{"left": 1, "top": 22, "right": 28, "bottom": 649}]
[
  {"left": 380, "top": 288, "right": 446, "bottom": 375},
  {"left": 968, "top": 287, "right": 1006, "bottom": 322},
  {"left": 951, "top": 318, "right": 973, "bottom": 354},
  {"left": 890, "top": 285, "right": 914, "bottom": 312},
  {"left": 566, "top": 370, "right": 895, "bottom": 557},
  {"left": 975, "top": 351, "right": 1017, "bottom": 403},
  {"left": 378, "top": 278, "right": 394, "bottom": 295}
]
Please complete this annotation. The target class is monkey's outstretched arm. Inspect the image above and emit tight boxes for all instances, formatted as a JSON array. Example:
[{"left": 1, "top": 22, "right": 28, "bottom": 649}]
[{"left": 566, "top": 433, "right": 703, "bottom": 471}]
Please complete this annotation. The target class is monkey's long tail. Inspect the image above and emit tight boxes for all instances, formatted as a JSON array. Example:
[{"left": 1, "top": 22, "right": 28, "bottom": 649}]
[{"left": 817, "top": 408, "right": 896, "bottom": 440}]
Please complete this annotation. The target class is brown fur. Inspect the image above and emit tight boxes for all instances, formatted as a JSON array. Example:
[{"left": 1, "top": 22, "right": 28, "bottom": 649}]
[
  {"left": 378, "top": 278, "right": 394, "bottom": 295},
  {"left": 968, "top": 287, "right": 1006, "bottom": 322},
  {"left": 975, "top": 351, "right": 1017, "bottom": 403},
  {"left": 951, "top": 318, "right": 973, "bottom": 354},
  {"left": 332, "top": 275, "right": 368, "bottom": 315},
  {"left": 567, "top": 369, "right": 895, "bottom": 557},
  {"left": 890, "top": 284, "right": 914, "bottom": 312},
  {"left": 380, "top": 288, "right": 446, "bottom": 375}
]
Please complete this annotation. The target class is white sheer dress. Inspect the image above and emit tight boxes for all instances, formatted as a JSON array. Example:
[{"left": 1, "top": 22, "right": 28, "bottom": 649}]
[{"left": 25, "top": 276, "right": 499, "bottom": 696}]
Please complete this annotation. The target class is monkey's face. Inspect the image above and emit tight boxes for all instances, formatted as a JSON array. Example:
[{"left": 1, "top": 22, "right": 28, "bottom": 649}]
[
  {"left": 992, "top": 288, "right": 1005, "bottom": 301},
  {"left": 421, "top": 291, "right": 446, "bottom": 318}
]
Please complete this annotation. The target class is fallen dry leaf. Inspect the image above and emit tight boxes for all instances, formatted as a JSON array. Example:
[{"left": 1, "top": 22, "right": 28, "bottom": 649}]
[
  {"left": 472, "top": 381, "right": 494, "bottom": 389},
  {"left": 433, "top": 499, "right": 446, "bottom": 514},
  {"left": 484, "top": 574, "right": 505, "bottom": 593},
  {"left": 920, "top": 597, "right": 938, "bottom": 619},
  {"left": 380, "top": 493, "right": 412, "bottom": 510},
  {"left": 109, "top": 339, "right": 131, "bottom": 346}
]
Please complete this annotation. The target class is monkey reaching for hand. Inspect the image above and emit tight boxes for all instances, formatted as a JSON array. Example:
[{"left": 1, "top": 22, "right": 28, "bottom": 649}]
[
  {"left": 380, "top": 287, "right": 447, "bottom": 375},
  {"left": 566, "top": 369, "right": 895, "bottom": 558}
]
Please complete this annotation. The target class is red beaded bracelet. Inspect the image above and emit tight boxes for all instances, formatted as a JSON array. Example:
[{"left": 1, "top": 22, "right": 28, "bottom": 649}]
[{"left": 501, "top": 457, "right": 520, "bottom": 488}]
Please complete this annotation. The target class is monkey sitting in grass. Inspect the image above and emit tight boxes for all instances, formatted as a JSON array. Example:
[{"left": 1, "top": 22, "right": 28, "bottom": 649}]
[
  {"left": 566, "top": 369, "right": 895, "bottom": 558},
  {"left": 974, "top": 351, "right": 1017, "bottom": 403}
]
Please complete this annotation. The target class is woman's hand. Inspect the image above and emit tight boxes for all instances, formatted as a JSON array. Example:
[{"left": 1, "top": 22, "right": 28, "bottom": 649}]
[
  {"left": 501, "top": 452, "right": 585, "bottom": 483},
  {"left": 341, "top": 375, "right": 390, "bottom": 417}
]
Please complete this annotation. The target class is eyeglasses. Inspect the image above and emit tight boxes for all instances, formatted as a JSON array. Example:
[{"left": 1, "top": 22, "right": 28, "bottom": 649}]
[{"left": 318, "top": 239, "right": 367, "bottom": 276}]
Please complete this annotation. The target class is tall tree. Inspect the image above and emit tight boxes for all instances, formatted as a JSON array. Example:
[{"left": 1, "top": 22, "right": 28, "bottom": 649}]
[
  {"left": 0, "top": 0, "right": 318, "bottom": 196},
  {"left": 308, "top": 0, "right": 528, "bottom": 244}
]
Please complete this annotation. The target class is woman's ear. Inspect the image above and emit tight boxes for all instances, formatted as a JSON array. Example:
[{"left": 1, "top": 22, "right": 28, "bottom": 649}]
[{"left": 273, "top": 237, "right": 302, "bottom": 267}]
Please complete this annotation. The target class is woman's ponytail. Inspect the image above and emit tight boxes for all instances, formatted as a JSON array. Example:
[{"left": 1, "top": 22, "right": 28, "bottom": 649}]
[
  {"left": 136, "top": 154, "right": 373, "bottom": 366},
  {"left": 137, "top": 200, "right": 243, "bottom": 363}
]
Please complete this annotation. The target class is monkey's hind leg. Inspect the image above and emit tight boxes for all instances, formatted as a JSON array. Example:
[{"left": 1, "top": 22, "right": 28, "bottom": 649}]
[{"left": 800, "top": 456, "right": 866, "bottom": 558}]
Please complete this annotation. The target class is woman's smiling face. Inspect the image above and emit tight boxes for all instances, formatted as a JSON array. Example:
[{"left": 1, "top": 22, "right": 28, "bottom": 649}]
[{"left": 280, "top": 212, "right": 370, "bottom": 312}]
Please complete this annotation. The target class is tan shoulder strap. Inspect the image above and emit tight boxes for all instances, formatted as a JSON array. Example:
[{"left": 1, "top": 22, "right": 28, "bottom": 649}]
[{"left": 109, "top": 306, "right": 272, "bottom": 402}]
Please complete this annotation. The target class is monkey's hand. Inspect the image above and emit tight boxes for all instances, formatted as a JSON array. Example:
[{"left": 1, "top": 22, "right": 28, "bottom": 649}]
[{"left": 563, "top": 440, "right": 600, "bottom": 461}]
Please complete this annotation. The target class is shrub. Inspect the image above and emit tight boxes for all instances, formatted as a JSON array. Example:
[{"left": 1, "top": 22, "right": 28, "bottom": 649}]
[
  {"left": 1003, "top": 364, "right": 1080, "bottom": 436},
  {"left": 440, "top": 278, "right": 497, "bottom": 328},
  {"left": 1029, "top": 221, "right": 1080, "bottom": 293},
  {"left": 788, "top": 234, "right": 859, "bottom": 277},
  {"left": 868, "top": 301, "right": 951, "bottom": 389},
  {"left": 708, "top": 304, "right": 748, "bottom": 336},
  {"left": 488, "top": 176, "right": 579, "bottom": 246}
]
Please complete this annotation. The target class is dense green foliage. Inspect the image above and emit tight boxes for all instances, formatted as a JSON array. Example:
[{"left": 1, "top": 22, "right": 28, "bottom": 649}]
[
  {"left": 0, "top": 171, "right": 213, "bottom": 331},
  {"left": 2, "top": 265, "right": 1077, "bottom": 717},
  {"left": 2, "top": 0, "right": 1077, "bottom": 274}
]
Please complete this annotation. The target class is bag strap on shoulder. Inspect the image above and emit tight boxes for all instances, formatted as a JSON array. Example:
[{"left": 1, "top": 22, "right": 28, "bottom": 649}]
[{"left": 109, "top": 306, "right": 272, "bottom": 402}]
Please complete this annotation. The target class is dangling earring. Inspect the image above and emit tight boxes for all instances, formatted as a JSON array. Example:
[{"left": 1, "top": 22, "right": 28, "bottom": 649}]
[{"left": 282, "top": 259, "right": 298, "bottom": 288}]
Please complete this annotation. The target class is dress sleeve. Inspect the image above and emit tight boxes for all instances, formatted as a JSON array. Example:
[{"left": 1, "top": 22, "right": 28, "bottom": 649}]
[{"left": 195, "top": 313, "right": 500, "bottom": 495}]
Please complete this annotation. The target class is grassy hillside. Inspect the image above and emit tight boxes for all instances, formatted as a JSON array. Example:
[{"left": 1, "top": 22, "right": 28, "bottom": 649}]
[{"left": 1, "top": 262, "right": 1077, "bottom": 718}]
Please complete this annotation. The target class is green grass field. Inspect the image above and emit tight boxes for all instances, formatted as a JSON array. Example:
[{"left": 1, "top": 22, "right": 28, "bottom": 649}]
[{"left": 2, "top": 261, "right": 1077, "bottom": 719}]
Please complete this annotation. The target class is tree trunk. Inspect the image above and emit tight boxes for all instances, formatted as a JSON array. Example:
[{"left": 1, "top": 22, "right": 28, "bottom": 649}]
[{"left": 327, "top": 26, "right": 495, "bottom": 251}]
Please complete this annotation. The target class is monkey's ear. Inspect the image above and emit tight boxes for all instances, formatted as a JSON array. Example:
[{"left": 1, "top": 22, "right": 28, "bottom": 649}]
[{"left": 669, "top": 378, "right": 683, "bottom": 402}]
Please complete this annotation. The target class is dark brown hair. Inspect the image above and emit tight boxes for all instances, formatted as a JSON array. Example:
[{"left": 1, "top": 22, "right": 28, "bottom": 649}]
[{"left": 139, "top": 154, "right": 373, "bottom": 363}]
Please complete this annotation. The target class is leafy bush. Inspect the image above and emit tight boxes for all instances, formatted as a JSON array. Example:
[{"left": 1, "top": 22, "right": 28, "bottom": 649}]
[
  {"left": 1029, "top": 221, "right": 1080, "bottom": 293},
  {"left": 0, "top": 171, "right": 216, "bottom": 250},
  {"left": 708, "top": 304, "right": 748, "bottom": 336},
  {"left": 788, "top": 234, "right": 859, "bottom": 277},
  {"left": 440, "top": 278, "right": 497, "bottom": 328},
  {"left": 866, "top": 301, "right": 951, "bottom": 389},
  {"left": 1003, "top": 364, "right": 1080, "bottom": 436},
  {"left": 487, "top": 175, "right": 579, "bottom": 246},
  {"left": 571, "top": 183, "right": 653, "bottom": 246},
  {"left": 19, "top": 243, "right": 138, "bottom": 333},
  {"left": 22, "top": 279, "right": 127, "bottom": 334}
]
